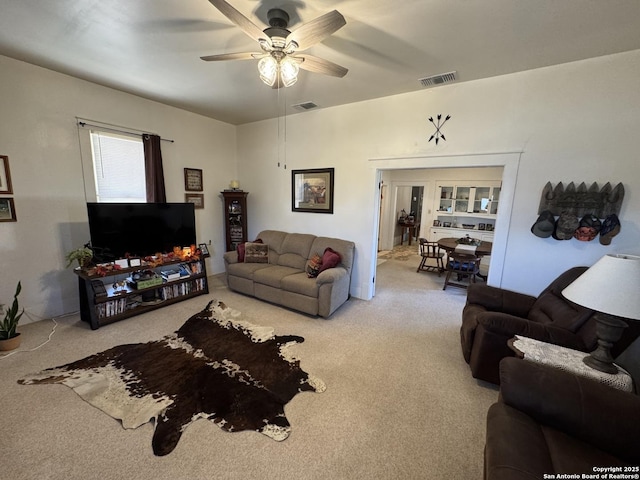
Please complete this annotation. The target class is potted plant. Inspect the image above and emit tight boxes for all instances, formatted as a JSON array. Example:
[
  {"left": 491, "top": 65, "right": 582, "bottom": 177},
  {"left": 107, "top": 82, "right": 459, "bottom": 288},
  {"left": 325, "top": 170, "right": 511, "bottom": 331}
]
[
  {"left": 65, "top": 245, "right": 94, "bottom": 269},
  {"left": 0, "top": 281, "right": 24, "bottom": 351}
]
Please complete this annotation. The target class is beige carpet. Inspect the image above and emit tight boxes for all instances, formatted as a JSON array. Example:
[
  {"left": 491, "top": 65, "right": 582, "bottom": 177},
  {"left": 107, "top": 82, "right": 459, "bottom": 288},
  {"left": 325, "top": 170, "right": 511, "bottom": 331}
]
[{"left": 1, "top": 253, "right": 498, "bottom": 480}]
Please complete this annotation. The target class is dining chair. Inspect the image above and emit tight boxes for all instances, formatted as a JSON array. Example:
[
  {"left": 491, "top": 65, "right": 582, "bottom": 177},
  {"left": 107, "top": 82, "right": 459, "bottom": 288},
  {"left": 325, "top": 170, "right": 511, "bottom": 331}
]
[
  {"left": 442, "top": 251, "right": 481, "bottom": 290},
  {"left": 416, "top": 238, "right": 445, "bottom": 275}
]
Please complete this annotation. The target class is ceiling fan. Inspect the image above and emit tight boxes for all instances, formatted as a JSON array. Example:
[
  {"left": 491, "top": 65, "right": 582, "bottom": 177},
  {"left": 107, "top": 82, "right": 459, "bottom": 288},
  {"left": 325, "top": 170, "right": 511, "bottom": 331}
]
[{"left": 201, "top": 0, "right": 348, "bottom": 88}]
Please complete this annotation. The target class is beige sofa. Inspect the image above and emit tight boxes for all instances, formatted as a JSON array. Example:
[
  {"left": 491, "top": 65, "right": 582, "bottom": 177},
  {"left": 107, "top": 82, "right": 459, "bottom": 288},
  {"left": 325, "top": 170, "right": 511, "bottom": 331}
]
[{"left": 223, "top": 230, "right": 355, "bottom": 317}]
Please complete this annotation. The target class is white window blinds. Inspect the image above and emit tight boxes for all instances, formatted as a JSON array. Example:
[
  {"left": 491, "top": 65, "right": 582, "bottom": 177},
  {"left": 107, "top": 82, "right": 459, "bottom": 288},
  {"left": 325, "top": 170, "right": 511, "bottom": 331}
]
[{"left": 90, "top": 131, "right": 146, "bottom": 202}]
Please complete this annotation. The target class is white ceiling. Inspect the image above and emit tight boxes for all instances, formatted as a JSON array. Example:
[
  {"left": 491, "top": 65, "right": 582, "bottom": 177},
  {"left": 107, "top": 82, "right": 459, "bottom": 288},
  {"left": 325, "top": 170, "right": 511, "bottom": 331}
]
[{"left": 2, "top": 0, "right": 640, "bottom": 125}]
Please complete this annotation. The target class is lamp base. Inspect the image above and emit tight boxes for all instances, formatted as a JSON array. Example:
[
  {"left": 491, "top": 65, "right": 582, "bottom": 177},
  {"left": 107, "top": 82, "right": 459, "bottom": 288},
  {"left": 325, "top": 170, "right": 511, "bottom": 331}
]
[
  {"left": 582, "top": 313, "right": 628, "bottom": 374},
  {"left": 583, "top": 354, "right": 619, "bottom": 374}
]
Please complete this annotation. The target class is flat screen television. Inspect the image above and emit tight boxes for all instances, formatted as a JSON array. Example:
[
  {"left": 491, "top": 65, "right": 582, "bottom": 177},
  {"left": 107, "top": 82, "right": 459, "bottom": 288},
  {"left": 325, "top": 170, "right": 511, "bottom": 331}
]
[{"left": 86, "top": 202, "right": 196, "bottom": 262}]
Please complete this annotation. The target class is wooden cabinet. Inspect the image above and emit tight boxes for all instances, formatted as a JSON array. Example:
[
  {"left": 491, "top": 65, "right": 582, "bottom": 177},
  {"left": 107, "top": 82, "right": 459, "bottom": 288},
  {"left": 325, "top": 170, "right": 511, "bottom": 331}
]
[
  {"left": 221, "top": 190, "right": 248, "bottom": 252},
  {"left": 75, "top": 258, "right": 209, "bottom": 330}
]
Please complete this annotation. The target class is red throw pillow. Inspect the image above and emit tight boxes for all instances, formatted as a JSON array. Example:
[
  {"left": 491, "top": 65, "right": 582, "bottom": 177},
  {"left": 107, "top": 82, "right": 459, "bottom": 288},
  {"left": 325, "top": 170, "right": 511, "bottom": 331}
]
[
  {"left": 237, "top": 238, "right": 262, "bottom": 262},
  {"left": 318, "top": 247, "right": 341, "bottom": 273}
]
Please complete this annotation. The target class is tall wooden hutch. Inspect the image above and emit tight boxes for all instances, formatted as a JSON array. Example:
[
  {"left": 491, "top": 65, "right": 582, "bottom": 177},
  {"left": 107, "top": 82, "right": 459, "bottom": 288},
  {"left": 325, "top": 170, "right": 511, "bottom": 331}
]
[{"left": 221, "top": 190, "right": 248, "bottom": 251}]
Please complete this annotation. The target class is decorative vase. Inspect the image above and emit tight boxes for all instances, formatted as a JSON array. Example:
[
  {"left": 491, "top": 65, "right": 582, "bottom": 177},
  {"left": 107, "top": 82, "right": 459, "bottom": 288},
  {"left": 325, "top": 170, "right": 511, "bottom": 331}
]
[{"left": 0, "top": 333, "right": 21, "bottom": 351}]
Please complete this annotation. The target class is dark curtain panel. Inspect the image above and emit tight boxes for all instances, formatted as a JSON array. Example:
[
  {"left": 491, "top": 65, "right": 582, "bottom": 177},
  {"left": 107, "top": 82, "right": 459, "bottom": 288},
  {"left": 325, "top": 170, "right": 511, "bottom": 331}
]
[{"left": 143, "top": 134, "right": 167, "bottom": 203}]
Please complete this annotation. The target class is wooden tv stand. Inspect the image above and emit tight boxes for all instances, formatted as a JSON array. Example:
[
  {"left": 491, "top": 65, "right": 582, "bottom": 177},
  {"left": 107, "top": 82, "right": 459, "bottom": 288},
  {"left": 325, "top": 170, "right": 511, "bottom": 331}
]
[{"left": 75, "top": 258, "right": 209, "bottom": 330}]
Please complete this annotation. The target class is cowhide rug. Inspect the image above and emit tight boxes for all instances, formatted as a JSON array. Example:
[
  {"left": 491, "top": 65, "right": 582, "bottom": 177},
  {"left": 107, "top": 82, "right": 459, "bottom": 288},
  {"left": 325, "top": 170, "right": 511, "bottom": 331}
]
[{"left": 19, "top": 299, "right": 325, "bottom": 456}]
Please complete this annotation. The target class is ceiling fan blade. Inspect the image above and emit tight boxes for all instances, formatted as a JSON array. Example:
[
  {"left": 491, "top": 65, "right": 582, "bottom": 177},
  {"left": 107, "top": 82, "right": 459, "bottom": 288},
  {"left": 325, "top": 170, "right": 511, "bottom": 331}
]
[
  {"left": 200, "top": 52, "right": 263, "bottom": 61},
  {"left": 296, "top": 54, "right": 348, "bottom": 78},
  {"left": 286, "top": 10, "right": 346, "bottom": 51},
  {"left": 208, "top": 0, "right": 267, "bottom": 43}
]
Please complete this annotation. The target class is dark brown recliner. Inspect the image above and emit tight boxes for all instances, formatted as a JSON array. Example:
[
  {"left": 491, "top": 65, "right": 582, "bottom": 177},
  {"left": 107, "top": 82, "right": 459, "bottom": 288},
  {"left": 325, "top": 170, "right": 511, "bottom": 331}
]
[
  {"left": 461, "top": 267, "right": 599, "bottom": 384},
  {"left": 485, "top": 358, "right": 640, "bottom": 479}
]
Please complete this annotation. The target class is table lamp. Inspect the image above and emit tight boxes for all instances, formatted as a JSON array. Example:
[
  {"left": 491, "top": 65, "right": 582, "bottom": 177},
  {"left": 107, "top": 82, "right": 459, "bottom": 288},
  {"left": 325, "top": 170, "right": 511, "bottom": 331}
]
[{"left": 561, "top": 253, "right": 640, "bottom": 374}]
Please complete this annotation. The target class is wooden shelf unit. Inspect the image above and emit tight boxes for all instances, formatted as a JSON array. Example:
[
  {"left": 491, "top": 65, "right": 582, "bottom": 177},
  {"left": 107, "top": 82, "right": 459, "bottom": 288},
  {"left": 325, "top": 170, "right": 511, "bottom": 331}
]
[
  {"left": 75, "top": 258, "right": 209, "bottom": 330},
  {"left": 221, "top": 190, "right": 248, "bottom": 252}
]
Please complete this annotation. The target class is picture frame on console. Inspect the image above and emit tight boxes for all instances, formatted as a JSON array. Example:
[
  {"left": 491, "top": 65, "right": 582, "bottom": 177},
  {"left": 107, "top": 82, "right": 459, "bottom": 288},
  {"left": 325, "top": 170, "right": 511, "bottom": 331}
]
[
  {"left": 184, "top": 168, "right": 203, "bottom": 192},
  {"left": 198, "top": 243, "right": 210, "bottom": 257},
  {"left": 291, "top": 168, "right": 334, "bottom": 214}
]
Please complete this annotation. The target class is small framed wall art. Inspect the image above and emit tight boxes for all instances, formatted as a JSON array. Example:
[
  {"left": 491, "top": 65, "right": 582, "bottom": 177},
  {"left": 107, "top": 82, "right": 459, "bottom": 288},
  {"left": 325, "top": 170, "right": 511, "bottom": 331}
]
[
  {"left": 185, "top": 193, "right": 204, "bottom": 209},
  {"left": 184, "top": 168, "right": 203, "bottom": 192},
  {"left": 0, "top": 155, "right": 13, "bottom": 194},
  {"left": 198, "top": 243, "right": 210, "bottom": 257},
  {"left": 291, "top": 168, "right": 334, "bottom": 214},
  {"left": 0, "top": 197, "right": 17, "bottom": 222}
]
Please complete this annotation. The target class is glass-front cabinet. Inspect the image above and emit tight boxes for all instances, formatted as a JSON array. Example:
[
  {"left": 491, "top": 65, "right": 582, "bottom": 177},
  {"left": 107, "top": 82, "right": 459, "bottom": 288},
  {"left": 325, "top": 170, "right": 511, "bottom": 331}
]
[
  {"left": 432, "top": 181, "right": 501, "bottom": 239},
  {"left": 437, "top": 183, "right": 500, "bottom": 217},
  {"left": 221, "top": 190, "right": 249, "bottom": 252}
]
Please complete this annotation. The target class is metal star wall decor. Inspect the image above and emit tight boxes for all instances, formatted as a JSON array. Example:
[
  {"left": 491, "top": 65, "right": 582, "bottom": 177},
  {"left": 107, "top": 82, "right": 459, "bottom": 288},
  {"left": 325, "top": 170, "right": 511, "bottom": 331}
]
[{"left": 428, "top": 114, "right": 451, "bottom": 144}]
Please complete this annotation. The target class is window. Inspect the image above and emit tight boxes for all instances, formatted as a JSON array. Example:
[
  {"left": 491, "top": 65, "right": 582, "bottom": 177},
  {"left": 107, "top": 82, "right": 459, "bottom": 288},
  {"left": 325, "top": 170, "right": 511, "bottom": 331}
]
[{"left": 90, "top": 131, "right": 146, "bottom": 202}]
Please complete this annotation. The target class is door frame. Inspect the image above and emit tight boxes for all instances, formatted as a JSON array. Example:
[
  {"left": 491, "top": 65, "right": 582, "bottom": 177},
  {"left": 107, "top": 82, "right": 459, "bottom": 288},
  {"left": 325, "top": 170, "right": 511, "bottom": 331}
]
[{"left": 368, "top": 151, "right": 522, "bottom": 297}]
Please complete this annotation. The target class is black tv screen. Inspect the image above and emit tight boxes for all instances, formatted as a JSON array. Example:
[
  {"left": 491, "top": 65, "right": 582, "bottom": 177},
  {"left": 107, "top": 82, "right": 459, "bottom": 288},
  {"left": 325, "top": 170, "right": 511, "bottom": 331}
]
[{"left": 87, "top": 203, "right": 196, "bottom": 262}]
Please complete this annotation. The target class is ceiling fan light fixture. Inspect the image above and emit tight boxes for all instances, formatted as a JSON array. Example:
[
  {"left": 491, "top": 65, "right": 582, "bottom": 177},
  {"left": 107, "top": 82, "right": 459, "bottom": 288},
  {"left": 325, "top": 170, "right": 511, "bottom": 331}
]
[
  {"left": 258, "top": 56, "right": 278, "bottom": 86},
  {"left": 280, "top": 57, "right": 299, "bottom": 87}
]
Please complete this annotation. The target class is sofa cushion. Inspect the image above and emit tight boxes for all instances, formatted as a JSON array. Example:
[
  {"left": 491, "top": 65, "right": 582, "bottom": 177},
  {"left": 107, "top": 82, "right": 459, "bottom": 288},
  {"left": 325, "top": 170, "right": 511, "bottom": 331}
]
[
  {"left": 255, "top": 230, "right": 288, "bottom": 264},
  {"left": 318, "top": 247, "right": 341, "bottom": 273},
  {"left": 306, "top": 254, "right": 323, "bottom": 278},
  {"left": 227, "top": 262, "right": 272, "bottom": 280},
  {"left": 237, "top": 238, "right": 262, "bottom": 262},
  {"left": 309, "top": 236, "right": 354, "bottom": 274},
  {"left": 541, "top": 426, "right": 629, "bottom": 472},
  {"left": 281, "top": 272, "right": 320, "bottom": 298},
  {"left": 527, "top": 267, "right": 593, "bottom": 330},
  {"left": 278, "top": 233, "right": 316, "bottom": 269},
  {"left": 253, "top": 265, "right": 301, "bottom": 289},
  {"left": 244, "top": 242, "right": 269, "bottom": 263}
]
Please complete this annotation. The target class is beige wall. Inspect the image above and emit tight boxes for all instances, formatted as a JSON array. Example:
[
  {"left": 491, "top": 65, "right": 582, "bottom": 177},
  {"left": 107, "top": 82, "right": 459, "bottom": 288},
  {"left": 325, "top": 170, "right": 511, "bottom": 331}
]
[
  {"left": 237, "top": 50, "right": 640, "bottom": 299},
  {"left": 2, "top": 49, "right": 639, "bottom": 323},
  {"left": 0, "top": 55, "right": 236, "bottom": 321}
]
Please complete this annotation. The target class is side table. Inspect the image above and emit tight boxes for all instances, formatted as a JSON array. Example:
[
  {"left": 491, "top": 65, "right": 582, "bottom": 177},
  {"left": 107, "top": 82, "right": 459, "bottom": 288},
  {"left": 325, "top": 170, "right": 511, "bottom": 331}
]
[{"left": 508, "top": 335, "right": 634, "bottom": 393}]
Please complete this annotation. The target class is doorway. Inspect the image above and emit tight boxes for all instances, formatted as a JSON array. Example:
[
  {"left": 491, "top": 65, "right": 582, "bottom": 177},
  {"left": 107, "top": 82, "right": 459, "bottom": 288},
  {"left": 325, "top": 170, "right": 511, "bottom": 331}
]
[{"left": 368, "top": 152, "right": 521, "bottom": 298}]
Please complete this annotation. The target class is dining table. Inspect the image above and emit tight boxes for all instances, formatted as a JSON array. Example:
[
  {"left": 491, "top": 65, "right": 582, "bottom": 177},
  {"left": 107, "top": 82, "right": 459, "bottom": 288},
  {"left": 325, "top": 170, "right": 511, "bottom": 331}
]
[{"left": 436, "top": 237, "right": 493, "bottom": 257}]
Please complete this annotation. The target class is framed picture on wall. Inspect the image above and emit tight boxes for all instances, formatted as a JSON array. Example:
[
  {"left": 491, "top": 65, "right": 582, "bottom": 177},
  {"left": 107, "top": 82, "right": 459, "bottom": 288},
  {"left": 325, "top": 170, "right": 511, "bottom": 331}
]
[
  {"left": 198, "top": 243, "right": 210, "bottom": 257},
  {"left": 0, "top": 156, "right": 13, "bottom": 194},
  {"left": 184, "top": 168, "right": 203, "bottom": 192},
  {"left": 0, "top": 197, "right": 17, "bottom": 222},
  {"left": 291, "top": 168, "right": 334, "bottom": 214},
  {"left": 185, "top": 193, "right": 204, "bottom": 209}
]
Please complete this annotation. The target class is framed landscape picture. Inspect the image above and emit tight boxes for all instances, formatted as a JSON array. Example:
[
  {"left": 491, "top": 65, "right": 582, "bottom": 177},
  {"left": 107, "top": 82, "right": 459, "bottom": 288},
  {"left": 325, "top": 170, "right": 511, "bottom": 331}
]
[
  {"left": 0, "top": 156, "right": 13, "bottom": 194},
  {"left": 184, "top": 168, "right": 203, "bottom": 192},
  {"left": 291, "top": 168, "right": 334, "bottom": 214}
]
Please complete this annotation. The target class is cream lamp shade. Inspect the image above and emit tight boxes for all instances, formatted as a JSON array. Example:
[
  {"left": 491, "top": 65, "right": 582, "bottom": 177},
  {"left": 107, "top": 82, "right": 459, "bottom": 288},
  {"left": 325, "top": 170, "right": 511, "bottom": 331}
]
[{"left": 562, "top": 254, "right": 640, "bottom": 321}]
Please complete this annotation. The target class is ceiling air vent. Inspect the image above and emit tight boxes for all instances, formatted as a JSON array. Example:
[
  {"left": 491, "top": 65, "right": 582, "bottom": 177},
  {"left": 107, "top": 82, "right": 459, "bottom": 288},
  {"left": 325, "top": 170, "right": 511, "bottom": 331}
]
[
  {"left": 419, "top": 71, "right": 457, "bottom": 88},
  {"left": 292, "top": 101, "right": 318, "bottom": 111}
]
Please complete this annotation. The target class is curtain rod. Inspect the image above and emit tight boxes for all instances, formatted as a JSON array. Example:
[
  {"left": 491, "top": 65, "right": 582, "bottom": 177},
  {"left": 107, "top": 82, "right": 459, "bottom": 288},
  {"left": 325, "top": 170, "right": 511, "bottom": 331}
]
[{"left": 77, "top": 121, "right": 174, "bottom": 143}]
